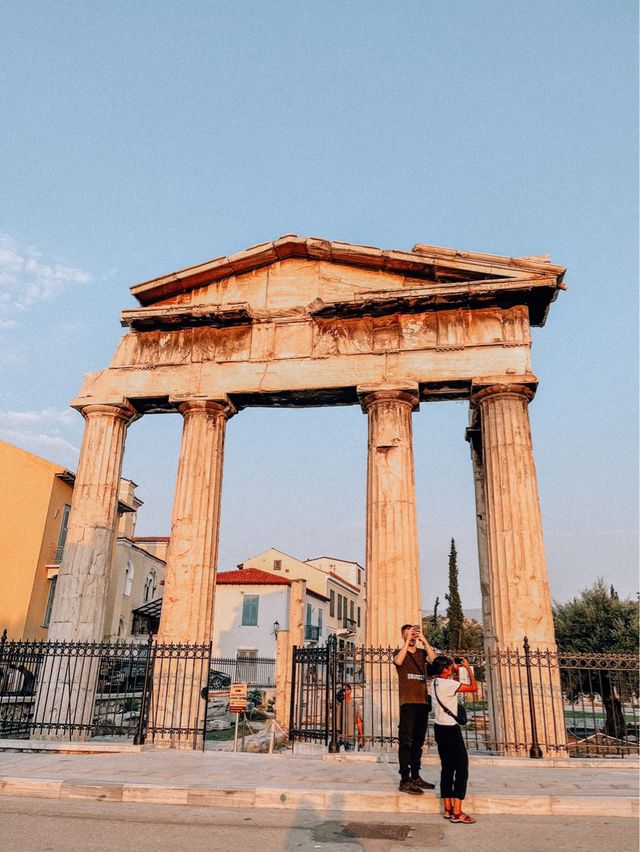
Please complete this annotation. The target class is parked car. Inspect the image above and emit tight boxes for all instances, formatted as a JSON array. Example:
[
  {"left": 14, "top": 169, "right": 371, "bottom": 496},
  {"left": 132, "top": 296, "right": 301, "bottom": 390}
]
[
  {"left": 98, "top": 652, "right": 233, "bottom": 695},
  {"left": 98, "top": 648, "right": 150, "bottom": 694},
  {"left": 208, "top": 669, "right": 232, "bottom": 690}
]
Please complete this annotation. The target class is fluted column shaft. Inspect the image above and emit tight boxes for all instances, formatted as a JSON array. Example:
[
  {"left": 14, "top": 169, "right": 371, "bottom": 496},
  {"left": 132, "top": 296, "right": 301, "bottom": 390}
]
[
  {"left": 468, "top": 438, "right": 494, "bottom": 647},
  {"left": 33, "top": 402, "right": 135, "bottom": 742},
  {"left": 361, "top": 389, "right": 422, "bottom": 648},
  {"left": 472, "top": 384, "right": 565, "bottom": 755},
  {"left": 158, "top": 398, "right": 235, "bottom": 644},
  {"left": 48, "top": 403, "right": 137, "bottom": 642},
  {"left": 474, "top": 384, "right": 555, "bottom": 647}
]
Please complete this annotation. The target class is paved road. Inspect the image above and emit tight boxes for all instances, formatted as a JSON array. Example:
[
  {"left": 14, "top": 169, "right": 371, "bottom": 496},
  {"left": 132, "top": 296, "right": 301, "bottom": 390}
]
[{"left": 2, "top": 798, "right": 636, "bottom": 852}]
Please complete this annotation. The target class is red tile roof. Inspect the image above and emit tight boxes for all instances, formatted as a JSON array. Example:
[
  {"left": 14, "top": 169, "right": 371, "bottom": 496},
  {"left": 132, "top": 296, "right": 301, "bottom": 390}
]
[{"left": 216, "top": 568, "right": 291, "bottom": 586}]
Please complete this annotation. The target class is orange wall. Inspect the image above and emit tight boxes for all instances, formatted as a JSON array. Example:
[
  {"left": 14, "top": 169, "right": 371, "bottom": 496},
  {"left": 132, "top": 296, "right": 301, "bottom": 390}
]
[
  {"left": 0, "top": 442, "right": 66, "bottom": 639},
  {"left": 24, "top": 474, "right": 73, "bottom": 639}
]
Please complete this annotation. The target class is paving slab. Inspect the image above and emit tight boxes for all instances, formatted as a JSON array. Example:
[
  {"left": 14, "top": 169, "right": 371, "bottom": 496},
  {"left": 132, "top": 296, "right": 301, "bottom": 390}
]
[{"left": 0, "top": 749, "right": 637, "bottom": 818}]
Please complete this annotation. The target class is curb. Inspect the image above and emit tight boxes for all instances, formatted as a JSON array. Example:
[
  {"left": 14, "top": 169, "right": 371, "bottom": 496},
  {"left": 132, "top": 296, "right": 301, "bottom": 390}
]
[
  {"left": 0, "top": 775, "right": 637, "bottom": 818},
  {"left": 0, "top": 740, "right": 152, "bottom": 755}
]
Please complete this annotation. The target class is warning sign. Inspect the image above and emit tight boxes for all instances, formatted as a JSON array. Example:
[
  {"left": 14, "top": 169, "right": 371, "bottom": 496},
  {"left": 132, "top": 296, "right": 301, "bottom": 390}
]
[{"left": 229, "top": 682, "right": 248, "bottom": 714}]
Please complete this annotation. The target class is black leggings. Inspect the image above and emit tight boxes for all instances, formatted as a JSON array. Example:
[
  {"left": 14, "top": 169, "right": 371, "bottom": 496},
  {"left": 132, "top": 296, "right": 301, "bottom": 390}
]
[{"left": 434, "top": 723, "right": 469, "bottom": 800}]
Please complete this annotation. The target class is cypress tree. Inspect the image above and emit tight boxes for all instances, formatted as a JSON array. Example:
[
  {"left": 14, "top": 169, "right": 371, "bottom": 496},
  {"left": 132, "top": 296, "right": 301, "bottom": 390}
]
[{"left": 445, "top": 538, "right": 464, "bottom": 649}]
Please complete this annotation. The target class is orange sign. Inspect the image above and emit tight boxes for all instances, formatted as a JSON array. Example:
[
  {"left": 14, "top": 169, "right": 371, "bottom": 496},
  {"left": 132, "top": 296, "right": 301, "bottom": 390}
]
[{"left": 229, "top": 682, "right": 248, "bottom": 713}]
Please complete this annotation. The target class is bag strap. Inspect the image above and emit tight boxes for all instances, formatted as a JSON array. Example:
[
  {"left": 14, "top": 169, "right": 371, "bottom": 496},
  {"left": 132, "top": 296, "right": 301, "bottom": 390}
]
[{"left": 433, "top": 679, "right": 461, "bottom": 723}]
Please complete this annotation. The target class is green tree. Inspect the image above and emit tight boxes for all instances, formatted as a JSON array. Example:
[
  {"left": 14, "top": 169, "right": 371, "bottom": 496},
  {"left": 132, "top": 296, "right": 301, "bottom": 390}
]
[
  {"left": 461, "top": 616, "right": 484, "bottom": 653},
  {"left": 553, "top": 579, "right": 638, "bottom": 655},
  {"left": 445, "top": 538, "right": 464, "bottom": 649},
  {"left": 422, "top": 611, "right": 446, "bottom": 649},
  {"left": 553, "top": 579, "right": 639, "bottom": 738}
]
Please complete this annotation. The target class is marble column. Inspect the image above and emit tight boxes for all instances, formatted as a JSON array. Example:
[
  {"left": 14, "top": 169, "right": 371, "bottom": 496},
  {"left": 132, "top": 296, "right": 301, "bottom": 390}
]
[
  {"left": 153, "top": 397, "right": 235, "bottom": 748},
  {"left": 359, "top": 386, "right": 422, "bottom": 649},
  {"left": 471, "top": 383, "right": 565, "bottom": 754},
  {"left": 48, "top": 403, "right": 137, "bottom": 641},
  {"left": 465, "top": 413, "right": 500, "bottom": 748},
  {"left": 465, "top": 414, "right": 495, "bottom": 649},
  {"left": 33, "top": 402, "right": 137, "bottom": 739}
]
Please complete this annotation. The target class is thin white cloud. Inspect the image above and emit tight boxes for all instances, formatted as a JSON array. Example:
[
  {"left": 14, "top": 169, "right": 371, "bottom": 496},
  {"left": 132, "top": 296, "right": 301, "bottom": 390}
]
[
  {"left": 0, "top": 232, "right": 92, "bottom": 317},
  {"left": 0, "top": 407, "right": 78, "bottom": 426},
  {"left": 0, "top": 407, "right": 82, "bottom": 468}
]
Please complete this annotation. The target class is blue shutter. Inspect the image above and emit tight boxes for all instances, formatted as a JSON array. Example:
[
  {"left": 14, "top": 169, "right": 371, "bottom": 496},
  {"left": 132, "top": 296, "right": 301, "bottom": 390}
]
[{"left": 242, "top": 595, "right": 259, "bottom": 626}]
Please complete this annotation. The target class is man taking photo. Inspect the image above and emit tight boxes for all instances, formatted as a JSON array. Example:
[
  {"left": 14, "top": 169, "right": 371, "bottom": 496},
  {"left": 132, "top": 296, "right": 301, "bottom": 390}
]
[{"left": 393, "top": 623, "right": 437, "bottom": 794}]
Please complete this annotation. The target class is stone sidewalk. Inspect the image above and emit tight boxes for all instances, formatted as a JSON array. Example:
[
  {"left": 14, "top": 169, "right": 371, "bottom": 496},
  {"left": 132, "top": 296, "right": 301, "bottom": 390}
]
[{"left": 0, "top": 747, "right": 637, "bottom": 818}]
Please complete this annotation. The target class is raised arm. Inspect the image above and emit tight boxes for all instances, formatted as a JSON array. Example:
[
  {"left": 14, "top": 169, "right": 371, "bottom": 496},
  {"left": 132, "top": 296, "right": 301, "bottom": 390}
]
[
  {"left": 456, "top": 658, "right": 478, "bottom": 694},
  {"left": 393, "top": 630, "right": 414, "bottom": 666},
  {"left": 417, "top": 632, "right": 437, "bottom": 662}
]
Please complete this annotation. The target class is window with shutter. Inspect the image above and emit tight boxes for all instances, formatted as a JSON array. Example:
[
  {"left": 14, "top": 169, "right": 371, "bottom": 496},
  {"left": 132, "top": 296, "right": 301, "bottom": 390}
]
[{"left": 241, "top": 595, "right": 259, "bottom": 626}]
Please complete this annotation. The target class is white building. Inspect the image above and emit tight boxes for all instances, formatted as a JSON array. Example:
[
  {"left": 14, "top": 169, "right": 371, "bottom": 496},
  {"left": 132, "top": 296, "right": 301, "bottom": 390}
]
[
  {"left": 241, "top": 548, "right": 366, "bottom": 646},
  {"left": 212, "top": 567, "right": 329, "bottom": 664}
]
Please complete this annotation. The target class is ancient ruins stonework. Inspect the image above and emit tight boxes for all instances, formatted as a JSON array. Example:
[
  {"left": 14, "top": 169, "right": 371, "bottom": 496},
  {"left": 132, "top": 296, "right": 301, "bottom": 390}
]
[{"left": 48, "top": 235, "right": 566, "bottom": 749}]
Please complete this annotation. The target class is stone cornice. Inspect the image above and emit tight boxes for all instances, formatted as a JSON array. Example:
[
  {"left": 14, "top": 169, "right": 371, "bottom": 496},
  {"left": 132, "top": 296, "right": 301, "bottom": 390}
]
[
  {"left": 128, "top": 234, "right": 566, "bottom": 325},
  {"left": 120, "top": 303, "right": 253, "bottom": 331}
]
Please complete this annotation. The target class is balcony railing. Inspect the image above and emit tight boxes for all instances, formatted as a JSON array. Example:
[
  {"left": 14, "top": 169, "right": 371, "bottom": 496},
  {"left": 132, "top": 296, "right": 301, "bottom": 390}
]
[
  {"left": 341, "top": 616, "right": 357, "bottom": 630},
  {"left": 305, "top": 625, "right": 320, "bottom": 641}
]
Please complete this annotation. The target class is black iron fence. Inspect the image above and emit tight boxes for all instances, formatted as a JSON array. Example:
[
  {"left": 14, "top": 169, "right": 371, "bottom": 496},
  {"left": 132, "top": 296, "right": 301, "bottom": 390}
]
[
  {"left": 290, "top": 637, "right": 639, "bottom": 759},
  {"left": 209, "top": 656, "right": 275, "bottom": 688},
  {"left": 0, "top": 632, "right": 211, "bottom": 747},
  {"left": 0, "top": 632, "right": 277, "bottom": 748}
]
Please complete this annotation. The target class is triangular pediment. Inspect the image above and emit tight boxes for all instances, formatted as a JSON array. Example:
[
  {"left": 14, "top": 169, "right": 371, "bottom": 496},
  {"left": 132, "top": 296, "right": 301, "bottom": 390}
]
[{"left": 122, "top": 235, "right": 565, "bottom": 330}]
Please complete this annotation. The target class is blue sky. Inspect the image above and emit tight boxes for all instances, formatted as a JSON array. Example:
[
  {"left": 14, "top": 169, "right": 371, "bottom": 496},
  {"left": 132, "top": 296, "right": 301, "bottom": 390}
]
[{"left": 0, "top": 1, "right": 637, "bottom": 612}]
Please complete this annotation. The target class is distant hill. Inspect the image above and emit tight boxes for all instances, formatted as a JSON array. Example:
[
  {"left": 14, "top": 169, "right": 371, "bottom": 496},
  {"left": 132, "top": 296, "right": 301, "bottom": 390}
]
[{"left": 422, "top": 606, "right": 483, "bottom": 622}]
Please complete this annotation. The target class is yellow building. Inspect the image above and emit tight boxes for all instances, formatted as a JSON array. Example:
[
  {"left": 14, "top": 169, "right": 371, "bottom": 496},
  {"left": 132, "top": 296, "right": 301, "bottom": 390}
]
[
  {"left": 0, "top": 441, "right": 74, "bottom": 640},
  {"left": 0, "top": 441, "right": 165, "bottom": 641}
]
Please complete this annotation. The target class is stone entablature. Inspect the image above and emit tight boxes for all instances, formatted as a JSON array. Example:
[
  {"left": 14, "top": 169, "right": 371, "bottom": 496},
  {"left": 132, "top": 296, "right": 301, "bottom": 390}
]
[{"left": 73, "top": 236, "right": 565, "bottom": 412}]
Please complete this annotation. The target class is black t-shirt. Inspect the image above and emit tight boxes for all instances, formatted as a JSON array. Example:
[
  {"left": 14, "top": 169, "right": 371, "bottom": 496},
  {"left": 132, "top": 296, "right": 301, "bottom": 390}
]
[{"left": 394, "top": 648, "right": 427, "bottom": 706}]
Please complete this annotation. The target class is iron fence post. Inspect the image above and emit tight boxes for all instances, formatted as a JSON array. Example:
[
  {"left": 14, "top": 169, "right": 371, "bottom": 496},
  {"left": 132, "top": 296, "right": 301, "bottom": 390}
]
[
  {"left": 0, "top": 629, "right": 6, "bottom": 697},
  {"left": 524, "top": 636, "right": 543, "bottom": 759},
  {"left": 133, "top": 633, "right": 154, "bottom": 746},
  {"left": 201, "top": 641, "right": 212, "bottom": 752},
  {"left": 288, "top": 644, "right": 298, "bottom": 743},
  {"left": 327, "top": 634, "right": 339, "bottom": 753}
]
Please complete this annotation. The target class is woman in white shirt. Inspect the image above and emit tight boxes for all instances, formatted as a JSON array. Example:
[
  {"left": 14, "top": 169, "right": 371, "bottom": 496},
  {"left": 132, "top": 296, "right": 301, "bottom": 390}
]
[{"left": 429, "top": 654, "right": 478, "bottom": 824}]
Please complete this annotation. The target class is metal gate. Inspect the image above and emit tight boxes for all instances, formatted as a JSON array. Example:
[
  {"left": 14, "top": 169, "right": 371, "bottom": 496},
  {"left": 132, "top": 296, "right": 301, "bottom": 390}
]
[
  {"left": 0, "top": 631, "right": 212, "bottom": 748},
  {"left": 289, "top": 636, "right": 400, "bottom": 751},
  {"left": 289, "top": 640, "right": 331, "bottom": 744}
]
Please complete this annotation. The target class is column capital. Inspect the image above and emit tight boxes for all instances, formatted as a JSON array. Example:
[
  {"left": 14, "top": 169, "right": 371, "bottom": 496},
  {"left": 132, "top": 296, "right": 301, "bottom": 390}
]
[
  {"left": 357, "top": 383, "right": 420, "bottom": 413},
  {"left": 80, "top": 401, "right": 138, "bottom": 424},
  {"left": 471, "top": 382, "right": 536, "bottom": 408},
  {"left": 172, "top": 395, "right": 237, "bottom": 420}
]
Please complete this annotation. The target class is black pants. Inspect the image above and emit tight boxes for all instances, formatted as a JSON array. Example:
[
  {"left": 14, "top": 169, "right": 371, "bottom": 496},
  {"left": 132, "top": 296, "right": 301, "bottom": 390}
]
[
  {"left": 398, "top": 703, "right": 429, "bottom": 780},
  {"left": 434, "top": 723, "right": 469, "bottom": 799}
]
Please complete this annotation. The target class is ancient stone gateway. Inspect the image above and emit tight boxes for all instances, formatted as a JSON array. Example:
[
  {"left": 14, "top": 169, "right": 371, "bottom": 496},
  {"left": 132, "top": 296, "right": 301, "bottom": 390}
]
[{"left": 48, "top": 235, "right": 566, "bottom": 750}]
